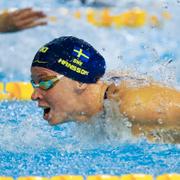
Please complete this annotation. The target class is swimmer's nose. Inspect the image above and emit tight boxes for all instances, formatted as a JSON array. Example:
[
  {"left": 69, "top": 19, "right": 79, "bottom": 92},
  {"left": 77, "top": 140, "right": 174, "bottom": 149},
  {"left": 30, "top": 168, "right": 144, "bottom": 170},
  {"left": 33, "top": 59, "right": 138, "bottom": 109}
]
[{"left": 31, "top": 89, "right": 43, "bottom": 101}]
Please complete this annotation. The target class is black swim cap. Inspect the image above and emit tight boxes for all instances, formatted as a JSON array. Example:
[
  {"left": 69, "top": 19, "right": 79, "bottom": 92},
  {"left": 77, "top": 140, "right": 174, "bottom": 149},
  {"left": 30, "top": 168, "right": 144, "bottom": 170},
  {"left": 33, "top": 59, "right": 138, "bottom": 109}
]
[{"left": 31, "top": 36, "right": 106, "bottom": 83}]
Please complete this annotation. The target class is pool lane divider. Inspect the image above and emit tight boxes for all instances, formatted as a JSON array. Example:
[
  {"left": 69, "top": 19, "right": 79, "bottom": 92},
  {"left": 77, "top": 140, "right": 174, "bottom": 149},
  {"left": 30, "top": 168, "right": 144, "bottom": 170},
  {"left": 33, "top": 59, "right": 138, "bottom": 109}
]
[
  {"left": 0, "top": 7, "right": 171, "bottom": 29},
  {"left": 0, "top": 82, "right": 33, "bottom": 101},
  {"left": 47, "top": 7, "right": 171, "bottom": 28},
  {"left": 0, "top": 174, "right": 180, "bottom": 180}
]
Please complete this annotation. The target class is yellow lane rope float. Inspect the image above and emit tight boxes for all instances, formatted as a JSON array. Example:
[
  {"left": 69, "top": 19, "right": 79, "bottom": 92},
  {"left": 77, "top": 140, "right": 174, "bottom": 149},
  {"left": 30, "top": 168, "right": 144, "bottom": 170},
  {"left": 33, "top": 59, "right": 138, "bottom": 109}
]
[
  {"left": 84, "top": 8, "right": 147, "bottom": 27},
  {"left": 0, "top": 82, "right": 33, "bottom": 100},
  {"left": 18, "top": 177, "right": 49, "bottom": 180},
  {"left": 0, "top": 174, "right": 180, "bottom": 180},
  {"left": 72, "top": 8, "right": 171, "bottom": 28},
  {"left": 51, "top": 176, "right": 84, "bottom": 180}
]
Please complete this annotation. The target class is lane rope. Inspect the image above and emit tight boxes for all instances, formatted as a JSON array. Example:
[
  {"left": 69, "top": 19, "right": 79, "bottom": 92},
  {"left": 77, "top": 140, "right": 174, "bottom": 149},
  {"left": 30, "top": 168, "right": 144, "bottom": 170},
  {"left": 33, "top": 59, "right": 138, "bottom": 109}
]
[{"left": 0, "top": 174, "right": 180, "bottom": 180}]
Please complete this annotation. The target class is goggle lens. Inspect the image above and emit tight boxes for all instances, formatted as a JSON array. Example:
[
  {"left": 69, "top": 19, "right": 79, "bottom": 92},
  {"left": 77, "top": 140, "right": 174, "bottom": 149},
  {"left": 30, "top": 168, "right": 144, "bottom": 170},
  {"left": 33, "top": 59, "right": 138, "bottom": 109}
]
[
  {"left": 39, "top": 81, "right": 53, "bottom": 90},
  {"left": 31, "top": 75, "right": 63, "bottom": 90}
]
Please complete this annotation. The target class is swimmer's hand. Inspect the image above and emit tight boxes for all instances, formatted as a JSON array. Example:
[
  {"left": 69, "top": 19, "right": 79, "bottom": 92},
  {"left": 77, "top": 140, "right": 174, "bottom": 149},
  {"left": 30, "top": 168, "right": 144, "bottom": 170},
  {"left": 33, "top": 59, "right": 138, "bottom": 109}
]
[{"left": 0, "top": 8, "right": 47, "bottom": 32}]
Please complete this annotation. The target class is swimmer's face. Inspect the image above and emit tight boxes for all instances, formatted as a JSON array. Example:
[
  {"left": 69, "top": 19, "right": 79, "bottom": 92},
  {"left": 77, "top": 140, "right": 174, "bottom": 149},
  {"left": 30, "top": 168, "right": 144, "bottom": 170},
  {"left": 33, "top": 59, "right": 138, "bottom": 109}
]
[{"left": 31, "top": 67, "right": 97, "bottom": 125}]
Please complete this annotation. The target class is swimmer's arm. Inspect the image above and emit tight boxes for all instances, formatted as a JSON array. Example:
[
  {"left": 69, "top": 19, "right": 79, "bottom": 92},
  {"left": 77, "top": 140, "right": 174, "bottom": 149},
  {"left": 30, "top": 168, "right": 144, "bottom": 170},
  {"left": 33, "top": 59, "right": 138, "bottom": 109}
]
[
  {"left": 118, "top": 82, "right": 180, "bottom": 124},
  {"left": 131, "top": 123, "right": 180, "bottom": 144},
  {"left": 116, "top": 82, "right": 180, "bottom": 143},
  {"left": 106, "top": 71, "right": 180, "bottom": 143},
  {"left": 0, "top": 8, "right": 47, "bottom": 33}
]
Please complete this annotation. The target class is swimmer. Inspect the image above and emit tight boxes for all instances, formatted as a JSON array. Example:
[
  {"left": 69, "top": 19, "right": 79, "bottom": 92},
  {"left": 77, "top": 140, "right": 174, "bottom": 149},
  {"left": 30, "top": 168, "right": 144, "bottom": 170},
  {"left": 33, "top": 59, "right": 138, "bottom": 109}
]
[
  {"left": 80, "top": 0, "right": 113, "bottom": 7},
  {"left": 31, "top": 36, "right": 180, "bottom": 142},
  {"left": 0, "top": 8, "right": 46, "bottom": 33},
  {"left": 80, "top": 0, "right": 87, "bottom": 4}
]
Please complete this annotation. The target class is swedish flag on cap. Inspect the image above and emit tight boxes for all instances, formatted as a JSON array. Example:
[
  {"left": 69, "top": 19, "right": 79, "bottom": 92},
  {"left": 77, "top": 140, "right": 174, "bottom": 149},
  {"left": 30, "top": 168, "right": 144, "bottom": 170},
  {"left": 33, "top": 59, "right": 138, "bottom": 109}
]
[
  {"left": 72, "top": 46, "right": 90, "bottom": 62},
  {"left": 32, "top": 36, "right": 106, "bottom": 83}
]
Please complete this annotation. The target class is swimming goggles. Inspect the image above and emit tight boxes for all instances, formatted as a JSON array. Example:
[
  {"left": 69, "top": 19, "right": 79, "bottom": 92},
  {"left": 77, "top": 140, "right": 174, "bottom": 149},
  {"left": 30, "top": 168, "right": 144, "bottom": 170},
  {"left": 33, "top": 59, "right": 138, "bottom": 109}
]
[{"left": 31, "top": 75, "right": 64, "bottom": 90}]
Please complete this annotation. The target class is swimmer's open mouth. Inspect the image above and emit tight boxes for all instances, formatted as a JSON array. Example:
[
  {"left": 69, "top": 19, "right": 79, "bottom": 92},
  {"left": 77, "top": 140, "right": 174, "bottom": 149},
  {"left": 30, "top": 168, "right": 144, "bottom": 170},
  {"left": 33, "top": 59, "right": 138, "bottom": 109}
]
[{"left": 43, "top": 107, "right": 51, "bottom": 120}]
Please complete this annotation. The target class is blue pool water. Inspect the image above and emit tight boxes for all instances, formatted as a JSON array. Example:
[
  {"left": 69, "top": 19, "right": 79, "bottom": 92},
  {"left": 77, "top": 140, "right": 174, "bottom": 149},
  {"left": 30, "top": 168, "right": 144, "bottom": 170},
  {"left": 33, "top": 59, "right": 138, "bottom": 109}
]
[{"left": 0, "top": 0, "right": 180, "bottom": 178}]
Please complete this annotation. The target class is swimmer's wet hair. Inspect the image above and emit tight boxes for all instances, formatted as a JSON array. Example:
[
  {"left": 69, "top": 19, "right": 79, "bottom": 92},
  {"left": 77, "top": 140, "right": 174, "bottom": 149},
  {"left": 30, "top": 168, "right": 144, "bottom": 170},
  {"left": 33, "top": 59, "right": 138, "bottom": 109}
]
[{"left": 32, "top": 36, "right": 106, "bottom": 83}]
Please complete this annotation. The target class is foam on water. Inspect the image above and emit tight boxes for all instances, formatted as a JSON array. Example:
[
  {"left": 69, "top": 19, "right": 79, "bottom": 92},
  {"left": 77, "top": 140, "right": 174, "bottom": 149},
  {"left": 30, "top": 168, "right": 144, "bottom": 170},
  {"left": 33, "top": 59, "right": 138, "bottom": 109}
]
[{"left": 0, "top": 100, "right": 179, "bottom": 177}]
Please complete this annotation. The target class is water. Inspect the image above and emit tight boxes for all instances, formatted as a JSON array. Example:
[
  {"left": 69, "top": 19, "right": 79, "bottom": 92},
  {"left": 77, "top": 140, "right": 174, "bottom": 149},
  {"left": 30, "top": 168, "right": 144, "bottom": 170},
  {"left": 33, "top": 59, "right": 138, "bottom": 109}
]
[{"left": 0, "top": 0, "right": 180, "bottom": 178}]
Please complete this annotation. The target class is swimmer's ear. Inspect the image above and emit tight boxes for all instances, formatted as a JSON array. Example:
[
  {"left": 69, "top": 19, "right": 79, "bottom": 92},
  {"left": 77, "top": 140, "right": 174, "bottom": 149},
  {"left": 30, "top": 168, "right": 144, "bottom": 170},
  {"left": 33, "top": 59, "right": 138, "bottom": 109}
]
[{"left": 75, "top": 82, "right": 88, "bottom": 94}]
